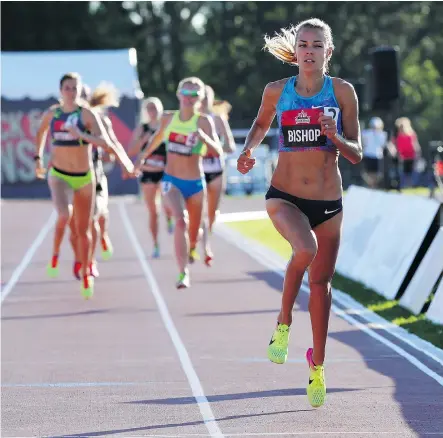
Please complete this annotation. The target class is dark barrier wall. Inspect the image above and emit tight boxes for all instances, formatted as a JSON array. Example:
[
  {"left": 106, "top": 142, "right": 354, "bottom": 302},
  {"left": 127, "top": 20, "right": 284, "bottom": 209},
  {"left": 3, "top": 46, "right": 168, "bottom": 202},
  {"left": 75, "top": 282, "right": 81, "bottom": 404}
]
[{"left": 1, "top": 96, "right": 140, "bottom": 199}]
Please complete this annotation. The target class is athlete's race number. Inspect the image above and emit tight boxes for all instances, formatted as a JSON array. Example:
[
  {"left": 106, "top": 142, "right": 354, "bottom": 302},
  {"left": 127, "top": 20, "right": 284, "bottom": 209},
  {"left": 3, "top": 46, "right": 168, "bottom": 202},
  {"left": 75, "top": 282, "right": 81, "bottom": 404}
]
[
  {"left": 324, "top": 107, "right": 340, "bottom": 122},
  {"left": 185, "top": 132, "right": 199, "bottom": 147}
]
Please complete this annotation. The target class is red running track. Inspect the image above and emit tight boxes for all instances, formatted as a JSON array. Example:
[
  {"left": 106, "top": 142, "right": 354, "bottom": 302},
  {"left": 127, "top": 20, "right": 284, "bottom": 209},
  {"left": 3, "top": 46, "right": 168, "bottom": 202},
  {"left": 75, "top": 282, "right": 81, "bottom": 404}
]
[{"left": 1, "top": 197, "right": 443, "bottom": 437}]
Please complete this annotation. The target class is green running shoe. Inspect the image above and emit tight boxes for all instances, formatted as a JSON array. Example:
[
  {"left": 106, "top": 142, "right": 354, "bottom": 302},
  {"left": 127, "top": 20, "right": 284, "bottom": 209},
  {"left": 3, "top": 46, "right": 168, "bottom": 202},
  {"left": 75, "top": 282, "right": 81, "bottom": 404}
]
[
  {"left": 176, "top": 271, "right": 190, "bottom": 289},
  {"left": 46, "top": 255, "right": 59, "bottom": 278},
  {"left": 267, "top": 323, "right": 290, "bottom": 364},
  {"left": 101, "top": 237, "right": 113, "bottom": 261},
  {"left": 306, "top": 347, "right": 326, "bottom": 408},
  {"left": 189, "top": 248, "right": 200, "bottom": 264},
  {"left": 81, "top": 276, "right": 94, "bottom": 300}
]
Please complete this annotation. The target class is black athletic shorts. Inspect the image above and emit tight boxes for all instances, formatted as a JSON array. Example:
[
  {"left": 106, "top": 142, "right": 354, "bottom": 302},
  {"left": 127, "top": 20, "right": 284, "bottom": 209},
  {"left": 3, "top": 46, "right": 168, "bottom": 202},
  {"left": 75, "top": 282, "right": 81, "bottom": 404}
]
[
  {"left": 140, "top": 171, "right": 164, "bottom": 185},
  {"left": 205, "top": 171, "right": 223, "bottom": 185},
  {"left": 265, "top": 185, "right": 343, "bottom": 229}
]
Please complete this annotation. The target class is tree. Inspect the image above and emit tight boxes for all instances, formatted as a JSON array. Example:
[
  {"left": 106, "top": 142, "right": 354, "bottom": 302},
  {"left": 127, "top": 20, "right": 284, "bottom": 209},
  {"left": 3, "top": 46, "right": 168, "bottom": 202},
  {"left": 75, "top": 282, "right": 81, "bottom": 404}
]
[{"left": 2, "top": 1, "right": 442, "bottom": 145}]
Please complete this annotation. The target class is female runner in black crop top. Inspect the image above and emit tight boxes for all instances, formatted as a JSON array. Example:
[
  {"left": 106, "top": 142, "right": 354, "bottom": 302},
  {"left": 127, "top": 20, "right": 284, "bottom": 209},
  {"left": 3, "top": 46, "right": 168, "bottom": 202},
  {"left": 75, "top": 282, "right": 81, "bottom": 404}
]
[
  {"left": 35, "top": 72, "right": 135, "bottom": 299},
  {"left": 128, "top": 97, "right": 173, "bottom": 258}
]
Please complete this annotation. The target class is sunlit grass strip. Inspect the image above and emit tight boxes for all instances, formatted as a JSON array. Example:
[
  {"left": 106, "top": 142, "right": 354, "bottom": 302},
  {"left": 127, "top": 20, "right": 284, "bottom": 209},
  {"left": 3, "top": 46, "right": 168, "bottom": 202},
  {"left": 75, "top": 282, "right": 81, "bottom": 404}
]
[{"left": 228, "top": 219, "right": 443, "bottom": 349}]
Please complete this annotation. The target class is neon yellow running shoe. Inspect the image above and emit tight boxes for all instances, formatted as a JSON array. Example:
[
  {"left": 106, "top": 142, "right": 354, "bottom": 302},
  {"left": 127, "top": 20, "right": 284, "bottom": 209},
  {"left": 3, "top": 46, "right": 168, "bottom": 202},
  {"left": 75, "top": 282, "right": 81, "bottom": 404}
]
[
  {"left": 189, "top": 248, "right": 200, "bottom": 263},
  {"left": 81, "top": 276, "right": 94, "bottom": 300},
  {"left": 267, "top": 323, "right": 290, "bottom": 364},
  {"left": 306, "top": 347, "right": 326, "bottom": 408},
  {"left": 101, "top": 237, "right": 113, "bottom": 261},
  {"left": 46, "top": 255, "right": 59, "bottom": 278},
  {"left": 176, "top": 271, "right": 190, "bottom": 289}
]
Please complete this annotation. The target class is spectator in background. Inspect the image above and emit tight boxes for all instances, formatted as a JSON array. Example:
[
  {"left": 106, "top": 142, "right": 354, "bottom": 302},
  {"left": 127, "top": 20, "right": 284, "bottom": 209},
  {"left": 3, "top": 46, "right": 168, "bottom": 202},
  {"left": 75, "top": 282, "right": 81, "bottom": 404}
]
[
  {"left": 361, "top": 117, "right": 387, "bottom": 189},
  {"left": 391, "top": 117, "right": 422, "bottom": 189}
]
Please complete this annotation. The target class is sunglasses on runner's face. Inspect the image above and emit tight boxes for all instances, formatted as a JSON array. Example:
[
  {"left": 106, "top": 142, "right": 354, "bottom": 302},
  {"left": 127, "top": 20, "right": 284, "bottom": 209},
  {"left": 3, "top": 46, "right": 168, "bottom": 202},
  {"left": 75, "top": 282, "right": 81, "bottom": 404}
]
[{"left": 179, "top": 89, "right": 201, "bottom": 97}]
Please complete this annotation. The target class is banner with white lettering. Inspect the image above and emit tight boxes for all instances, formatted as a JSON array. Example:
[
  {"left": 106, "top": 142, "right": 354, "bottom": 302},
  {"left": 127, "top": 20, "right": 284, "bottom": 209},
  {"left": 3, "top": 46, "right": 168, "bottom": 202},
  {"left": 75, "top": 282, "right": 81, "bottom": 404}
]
[{"left": 1, "top": 97, "right": 139, "bottom": 198}]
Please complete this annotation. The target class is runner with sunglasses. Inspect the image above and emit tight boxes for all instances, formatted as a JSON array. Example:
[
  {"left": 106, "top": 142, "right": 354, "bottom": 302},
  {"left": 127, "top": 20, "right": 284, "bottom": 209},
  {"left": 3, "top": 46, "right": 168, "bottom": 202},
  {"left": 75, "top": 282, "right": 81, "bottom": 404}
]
[{"left": 135, "top": 77, "right": 223, "bottom": 288}]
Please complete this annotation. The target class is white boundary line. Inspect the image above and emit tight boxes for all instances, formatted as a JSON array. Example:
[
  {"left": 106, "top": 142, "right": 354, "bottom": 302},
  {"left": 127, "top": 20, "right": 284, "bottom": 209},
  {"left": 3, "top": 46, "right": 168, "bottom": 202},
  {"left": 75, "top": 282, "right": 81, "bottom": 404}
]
[
  {"left": 119, "top": 203, "right": 224, "bottom": 438},
  {"left": 110, "top": 433, "right": 443, "bottom": 437},
  {"left": 1, "top": 210, "right": 57, "bottom": 303},
  {"left": 215, "top": 211, "right": 443, "bottom": 367},
  {"left": 325, "top": 283, "right": 443, "bottom": 366},
  {"left": 215, "top": 223, "right": 443, "bottom": 386},
  {"left": 330, "top": 303, "right": 443, "bottom": 385}
]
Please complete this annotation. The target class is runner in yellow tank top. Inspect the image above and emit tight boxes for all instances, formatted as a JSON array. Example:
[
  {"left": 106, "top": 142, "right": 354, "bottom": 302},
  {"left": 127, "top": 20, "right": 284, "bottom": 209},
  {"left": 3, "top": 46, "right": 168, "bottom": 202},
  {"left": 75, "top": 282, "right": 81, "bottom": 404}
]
[{"left": 135, "top": 77, "right": 223, "bottom": 289}]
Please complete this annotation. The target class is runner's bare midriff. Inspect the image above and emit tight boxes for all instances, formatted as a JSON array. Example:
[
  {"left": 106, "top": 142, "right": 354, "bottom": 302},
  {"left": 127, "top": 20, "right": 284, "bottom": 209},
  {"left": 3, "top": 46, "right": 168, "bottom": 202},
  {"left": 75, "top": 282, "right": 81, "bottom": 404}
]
[
  {"left": 271, "top": 150, "right": 342, "bottom": 200},
  {"left": 51, "top": 146, "right": 92, "bottom": 173},
  {"left": 165, "top": 153, "right": 203, "bottom": 180}
]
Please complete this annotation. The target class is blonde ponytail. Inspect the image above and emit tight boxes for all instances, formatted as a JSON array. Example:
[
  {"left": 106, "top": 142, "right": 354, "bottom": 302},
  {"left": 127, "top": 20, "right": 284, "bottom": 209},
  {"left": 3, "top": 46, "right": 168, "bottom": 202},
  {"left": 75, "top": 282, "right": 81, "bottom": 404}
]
[
  {"left": 264, "top": 27, "right": 297, "bottom": 65},
  {"left": 89, "top": 82, "right": 120, "bottom": 109}
]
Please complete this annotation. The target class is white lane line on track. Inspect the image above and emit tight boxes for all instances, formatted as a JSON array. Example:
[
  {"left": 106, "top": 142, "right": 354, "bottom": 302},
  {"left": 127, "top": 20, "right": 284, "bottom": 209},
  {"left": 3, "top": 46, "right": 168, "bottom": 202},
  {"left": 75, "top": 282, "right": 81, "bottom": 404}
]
[
  {"left": 331, "top": 304, "right": 443, "bottom": 386},
  {"left": 216, "top": 211, "right": 443, "bottom": 367},
  {"left": 119, "top": 202, "right": 224, "bottom": 438},
  {"left": 2, "top": 381, "right": 184, "bottom": 388},
  {"left": 1, "top": 210, "right": 56, "bottom": 303},
  {"left": 326, "top": 285, "right": 443, "bottom": 367},
  {"left": 115, "top": 432, "right": 443, "bottom": 437},
  {"left": 216, "top": 223, "right": 443, "bottom": 387}
]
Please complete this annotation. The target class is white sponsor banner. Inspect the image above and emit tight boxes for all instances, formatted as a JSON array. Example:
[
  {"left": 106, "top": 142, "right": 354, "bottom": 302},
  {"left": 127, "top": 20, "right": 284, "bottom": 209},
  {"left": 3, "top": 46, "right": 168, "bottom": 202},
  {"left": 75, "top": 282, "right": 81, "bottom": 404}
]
[
  {"left": 336, "top": 186, "right": 440, "bottom": 300},
  {"left": 399, "top": 227, "right": 443, "bottom": 314},
  {"left": 426, "top": 275, "right": 443, "bottom": 325}
]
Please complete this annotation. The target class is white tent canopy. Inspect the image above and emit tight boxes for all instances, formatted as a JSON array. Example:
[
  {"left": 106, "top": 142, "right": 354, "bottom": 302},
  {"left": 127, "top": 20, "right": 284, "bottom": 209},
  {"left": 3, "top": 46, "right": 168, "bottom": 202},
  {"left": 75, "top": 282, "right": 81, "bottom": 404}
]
[{"left": 1, "top": 48, "right": 143, "bottom": 100}]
